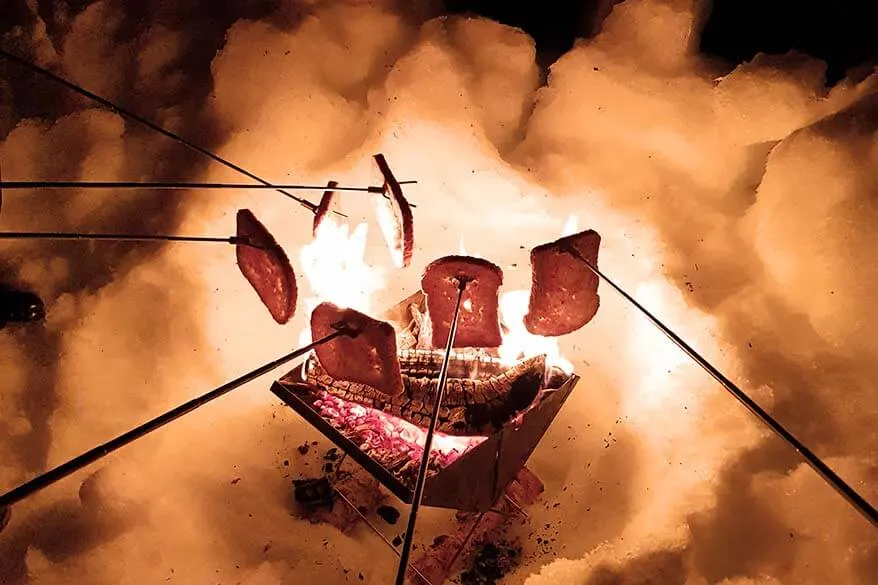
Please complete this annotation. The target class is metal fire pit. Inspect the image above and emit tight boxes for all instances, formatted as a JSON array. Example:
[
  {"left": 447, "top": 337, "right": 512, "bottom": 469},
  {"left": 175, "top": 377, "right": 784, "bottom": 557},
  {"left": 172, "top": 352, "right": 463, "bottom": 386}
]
[{"left": 269, "top": 292, "right": 579, "bottom": 513}]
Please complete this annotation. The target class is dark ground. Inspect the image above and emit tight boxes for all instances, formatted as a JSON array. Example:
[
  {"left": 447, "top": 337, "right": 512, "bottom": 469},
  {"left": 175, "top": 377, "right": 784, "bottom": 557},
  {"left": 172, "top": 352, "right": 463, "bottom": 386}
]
[{"left": 449, "top": 0, "right": 877, "bottom": 84}]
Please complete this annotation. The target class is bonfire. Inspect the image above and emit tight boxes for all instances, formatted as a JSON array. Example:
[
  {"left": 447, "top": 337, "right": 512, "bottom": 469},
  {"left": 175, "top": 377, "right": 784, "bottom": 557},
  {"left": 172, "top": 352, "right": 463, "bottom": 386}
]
[{"left": 260, "top": 157, "right": 605, "bottom": 583}]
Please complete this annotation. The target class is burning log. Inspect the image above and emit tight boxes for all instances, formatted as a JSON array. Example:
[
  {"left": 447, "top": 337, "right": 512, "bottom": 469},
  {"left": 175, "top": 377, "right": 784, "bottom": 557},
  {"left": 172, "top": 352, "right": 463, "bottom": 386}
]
[
  {"left": 307, "top": 353, "right": 547, "bottom": 436},
  {"left": 396, "top": 348, "right": 506, "bottom": 380}
]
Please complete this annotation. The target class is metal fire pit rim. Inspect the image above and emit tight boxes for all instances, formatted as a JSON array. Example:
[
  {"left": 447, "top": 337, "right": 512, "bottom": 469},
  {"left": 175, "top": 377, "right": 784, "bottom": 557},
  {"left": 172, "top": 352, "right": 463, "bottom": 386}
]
[
  {"left": 437, "top": 371, "right": 580, "bottom": 505},
  {"left": 269, "top": 369, "right": 415, "bottom": 504},
  {"left": 269, "top": 362, "right": 579, "bottom": 511},
  {"left": 269, "top": 289, "right": 581, "bottom": 512}
]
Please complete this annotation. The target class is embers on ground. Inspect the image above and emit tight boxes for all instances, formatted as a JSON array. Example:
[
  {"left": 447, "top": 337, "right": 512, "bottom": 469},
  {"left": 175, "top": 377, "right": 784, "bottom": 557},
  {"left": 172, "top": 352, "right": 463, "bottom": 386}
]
[
  {"left": 293, "top": 445, "right": 400, "bottom": 524},
  {"left": 292, "top": 445, "right": 343, "bottom": 510},
  {"left": 458, "top": 539, "right": 523, "bottom": 585},
  {"left": 377, "top": 504, "right": 400, "bottom": 525}
]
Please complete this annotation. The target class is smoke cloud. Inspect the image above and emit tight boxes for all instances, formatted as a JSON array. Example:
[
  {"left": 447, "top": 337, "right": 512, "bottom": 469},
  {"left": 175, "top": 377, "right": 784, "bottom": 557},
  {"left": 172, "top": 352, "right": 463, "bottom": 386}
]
[{"left": 1, "top": 0, "right": 875, "bottom": 583}]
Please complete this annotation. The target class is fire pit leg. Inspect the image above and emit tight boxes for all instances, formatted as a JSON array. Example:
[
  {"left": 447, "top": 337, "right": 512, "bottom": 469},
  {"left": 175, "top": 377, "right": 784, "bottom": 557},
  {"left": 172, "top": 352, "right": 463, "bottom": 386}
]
[
  {"left": 331, "top": 452, "right": 349, "bottom": 480},
  {"left": 503, "top": 493, "right": 529, "bottom": 520},
  {"left": 316, "top": 449, "right": 486, "bottom": 585},
  {"left": 410, "top": 467, "right": 545, "bottom": 584},
  {"left": 440, "top": 511, "right": 486, "bottom": 577},
  {"left": 331, "top": 488, "right": 435, "bottom": 584}
]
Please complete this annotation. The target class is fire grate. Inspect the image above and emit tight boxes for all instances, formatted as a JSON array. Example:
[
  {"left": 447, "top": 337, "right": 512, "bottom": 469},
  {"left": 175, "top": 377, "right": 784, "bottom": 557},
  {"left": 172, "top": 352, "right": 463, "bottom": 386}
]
[{"left": 269, "top": 292, "right": 579, "bottom": 512}]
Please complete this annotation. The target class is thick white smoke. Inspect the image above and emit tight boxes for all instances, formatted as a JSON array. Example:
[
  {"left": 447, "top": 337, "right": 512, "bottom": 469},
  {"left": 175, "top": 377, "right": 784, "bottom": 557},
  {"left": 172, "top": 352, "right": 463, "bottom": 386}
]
[{"left": 1, "top": 0, "right": 876, "bottom": 584}]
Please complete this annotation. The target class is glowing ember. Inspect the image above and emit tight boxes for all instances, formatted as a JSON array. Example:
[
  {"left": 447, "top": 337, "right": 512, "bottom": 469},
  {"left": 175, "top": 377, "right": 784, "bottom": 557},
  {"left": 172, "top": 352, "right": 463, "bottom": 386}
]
[{"left": 313, "top": 391, "right": 485, "bottom": 484}]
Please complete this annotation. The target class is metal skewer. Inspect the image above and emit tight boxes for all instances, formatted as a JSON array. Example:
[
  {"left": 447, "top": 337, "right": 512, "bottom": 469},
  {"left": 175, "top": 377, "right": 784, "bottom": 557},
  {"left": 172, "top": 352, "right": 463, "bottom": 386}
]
[
  {"left": 0, "top": 328, "right": 352, "bottom": 515},
  {"left": 0, "top": 180, "right": 417, "bottom": 193},
  {"left": 564, "top": 246, "right": 878, "bottom": 528},
  {"left": 395, "top": 277, "right": 469, "bottom": 585},
  {"left": 0, "top": 231, "right": 262, "bottom": 247},
  {"left": 0, "top": 48, "right": 315, "bottom": 213},
  {"left": 0, "top": 180, "right": 418, "bottom": 209}
]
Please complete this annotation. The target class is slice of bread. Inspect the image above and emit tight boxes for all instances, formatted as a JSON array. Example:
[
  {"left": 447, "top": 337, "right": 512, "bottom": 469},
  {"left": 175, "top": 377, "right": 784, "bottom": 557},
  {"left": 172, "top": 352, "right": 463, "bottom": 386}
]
[
  {"left": 524, "top": 229, "right": 601, "bottom": 337},
  {"left": 421, "top": 255, "right": 503, "bottom": 348},
  {"left": 310, "top": 302, "right": 404, "bottom": 396},
  {"left": 236, "top": 209, "right": 297, "bottom": 324}
]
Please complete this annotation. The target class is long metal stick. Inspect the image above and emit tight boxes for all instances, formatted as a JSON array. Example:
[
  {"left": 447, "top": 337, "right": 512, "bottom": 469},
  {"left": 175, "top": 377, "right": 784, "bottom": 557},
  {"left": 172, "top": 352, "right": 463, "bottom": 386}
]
[
  {"left": 0, "top": 329, "right": 350, "bottom": 510},
  {"left": 0, "top": 231, "right": 254, "bottom": 246},
  {"left": 0, "top": 48, "right": 318, "bottom": 212},
  {"left": 566, "top": 246, "right": 878, "bottom": 527},
  {"left": 331, "top": 488, "right": 432, "bottom": 584},
  {"left": 395, "top": 278, "right": 469, "bottom": 585},
  {"left": 0, "top": 180, "right": 416, "bottom": 193},
  {"left": 443, "top": 511, "right": 487, "bottom": 576}
]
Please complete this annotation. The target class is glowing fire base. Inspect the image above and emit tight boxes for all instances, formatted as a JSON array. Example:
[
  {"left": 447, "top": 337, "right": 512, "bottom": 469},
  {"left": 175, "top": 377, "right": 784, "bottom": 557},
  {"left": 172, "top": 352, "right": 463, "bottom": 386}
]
[{"left": 269, "top": 292, "right": 579, "bottom": 513}]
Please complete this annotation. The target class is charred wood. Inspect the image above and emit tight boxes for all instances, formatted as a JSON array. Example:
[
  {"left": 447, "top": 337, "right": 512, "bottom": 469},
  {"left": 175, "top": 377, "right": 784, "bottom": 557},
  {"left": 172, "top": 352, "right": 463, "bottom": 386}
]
[{"left": 308, "top": 354, "right": 547, "bottom": 436}]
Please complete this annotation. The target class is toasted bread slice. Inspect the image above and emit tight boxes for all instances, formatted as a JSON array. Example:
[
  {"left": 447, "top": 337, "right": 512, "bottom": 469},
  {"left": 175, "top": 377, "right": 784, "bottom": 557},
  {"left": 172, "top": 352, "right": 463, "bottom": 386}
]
[
  {"left": 372, "top": 154, "right": 414, "bottom": 268},
  {"left": 524, "top": 229, "right": 601, "bottom": 337},
  {"left": 236, "top": 209, "right": 297, "bottom": 324},
  {"left": 313, "top": 181, "right": 338, "bottom": 236},
  {"left": 421, "top": 255, "right": 503, "bottom": 348},
  {"left": 310, "top": 302, "right": 404, "bottom": 396}
]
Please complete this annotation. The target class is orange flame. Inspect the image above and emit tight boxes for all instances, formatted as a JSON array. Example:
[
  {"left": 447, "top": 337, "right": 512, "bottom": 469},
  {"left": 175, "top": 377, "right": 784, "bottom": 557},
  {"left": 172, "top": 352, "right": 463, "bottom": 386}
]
[
  {"left": 498, "top": 290, "right": 573, "bottom": 374},
  {"left": 297, "top": 216, "right": 384, "bottom": 346},
  {"left": 495, "top": 216, "right": 577, "bottom": 374},
  {"left": 297, "top": 208, "right": 574, "bottom": 376},
  {"left": 562, "top": 214, "right": 578, "bottom": 236}
]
